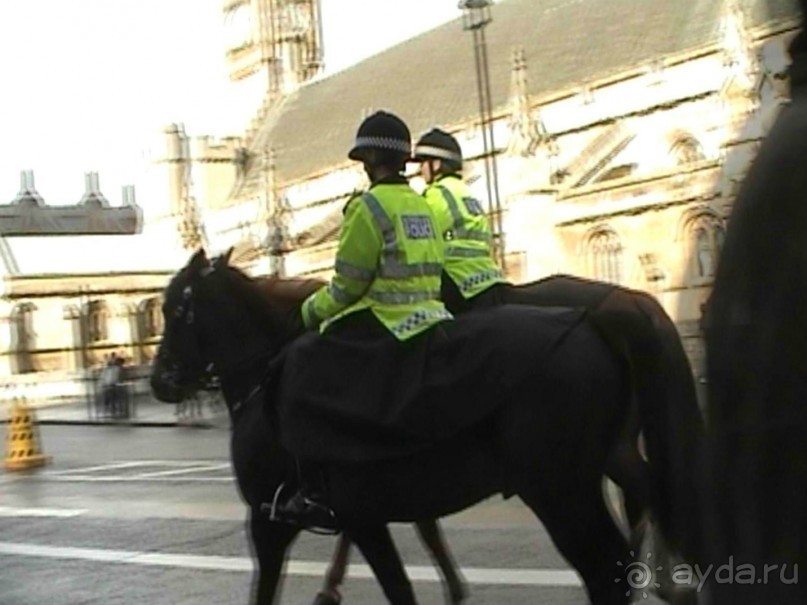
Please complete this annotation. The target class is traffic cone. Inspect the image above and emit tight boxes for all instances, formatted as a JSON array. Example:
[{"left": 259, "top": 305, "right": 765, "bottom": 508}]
[{"left": 4, "top": 398, "right": 50, "bottom": 471}]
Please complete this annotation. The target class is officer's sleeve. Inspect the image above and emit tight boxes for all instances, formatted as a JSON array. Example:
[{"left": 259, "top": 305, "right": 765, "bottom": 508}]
[
  {"left": 301, "top": 198, "right": 380, "bottom": 329},
  {"left": 422, "top": 185, "right": 455, "bottom": 240}
]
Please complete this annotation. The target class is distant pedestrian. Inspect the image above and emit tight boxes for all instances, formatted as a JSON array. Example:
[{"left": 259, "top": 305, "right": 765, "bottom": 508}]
[{"left": 100, "top": 354, "right": 121, "bottom": 417}]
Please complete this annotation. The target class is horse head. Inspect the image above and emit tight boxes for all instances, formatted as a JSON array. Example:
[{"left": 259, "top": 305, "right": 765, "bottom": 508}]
[{"left": 150, "top": 248, "right": 310, "bottom": 404}]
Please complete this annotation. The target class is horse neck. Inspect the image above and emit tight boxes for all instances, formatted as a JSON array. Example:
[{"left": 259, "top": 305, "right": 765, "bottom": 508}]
[
  {"left": 212, "top": 332, "right": 288, "bottom": 469},
  {"left": 253, "top": 275, "right": 324, "bottom": 345},
  {"left": 217, "top": 356, "right": 271, "bottom": 425},
  {"left": 203, "top": 270, "right": 319, "bottom": 425}
]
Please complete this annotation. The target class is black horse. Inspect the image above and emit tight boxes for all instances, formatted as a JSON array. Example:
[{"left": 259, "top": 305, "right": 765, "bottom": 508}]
[
  {"left": 151, "top": 249, "right": 702, "bottom": 605},
  {"left": 315, "top": 271, "right": 704, "bottom": 605}
]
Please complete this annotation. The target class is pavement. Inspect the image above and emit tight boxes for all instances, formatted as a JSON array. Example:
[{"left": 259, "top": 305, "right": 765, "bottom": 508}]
[{"left": 1, "top": 389, "right": 229, "bottom": 428}]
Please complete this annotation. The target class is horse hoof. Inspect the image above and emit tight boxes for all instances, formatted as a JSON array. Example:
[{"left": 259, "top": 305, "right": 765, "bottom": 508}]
[
  {"left": 449, "top": 587, "right": 469, "bottom": 605},
  {"left": 312, "top": 590, "right": 341, "bottom": 605}
]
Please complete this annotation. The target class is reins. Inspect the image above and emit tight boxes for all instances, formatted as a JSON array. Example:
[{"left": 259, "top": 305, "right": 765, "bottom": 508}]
[{"left": 190, "top": 266, "right": 318, "bottom": 424}]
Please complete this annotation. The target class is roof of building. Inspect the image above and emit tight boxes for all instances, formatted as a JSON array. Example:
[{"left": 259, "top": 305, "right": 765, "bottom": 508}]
[{"left": 235, "top": 0, "right": 800, "bottom": 197}]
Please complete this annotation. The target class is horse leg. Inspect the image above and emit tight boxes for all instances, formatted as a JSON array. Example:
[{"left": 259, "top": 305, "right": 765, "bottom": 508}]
[
  {"left": 604, "top": 395, "right": 652, "bottom": 536},
  {"left": 347, "top": 524, "right": 419, "bottom": 605},
  {"left": 312, "top": 535, "right": 352, "bottom": 605},
  {"left": 517, "top": 482, "right": 632, "bottom": 605},
  {"left": 249, "top": 508, "right": 299, "bottom": 605},
  {"left": 414, "top": 520, "right": 467, "bottom": 605}
]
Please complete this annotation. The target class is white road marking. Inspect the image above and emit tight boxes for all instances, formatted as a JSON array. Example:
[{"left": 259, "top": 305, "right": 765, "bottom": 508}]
[
  {"left": 41, "top": 475, "right": 234, "bottom": 483},
  {"left": 47, "top": 460, "right": 227, "bottom": 475},
  {"left": 0, "top": 541, "right": 582, "bottom": 587},
  {"left": 37, "top": 460, "right": 234, "bottom": 483},
  {"left": 0, "top": 507, "right": 87, "bottom": 518},
  {"left": 135, "top": 464, "right": 231, "bottom": 478},
  {"left": 46, "top": 461, "right": 154, "bottom": 475}
]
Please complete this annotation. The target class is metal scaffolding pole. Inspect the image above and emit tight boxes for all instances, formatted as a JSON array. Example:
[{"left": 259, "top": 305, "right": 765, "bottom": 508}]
[{"left": 461, "top": 0, "right": 506, "bottom": 270}]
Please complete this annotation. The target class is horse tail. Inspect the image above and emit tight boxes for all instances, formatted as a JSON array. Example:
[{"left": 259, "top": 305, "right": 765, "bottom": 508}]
[
  {"left": 494, "top": 275, "right": 704, "bottom": 558},
  {"left": 627, "top": 291, "right": 704, "bottom": 560}
]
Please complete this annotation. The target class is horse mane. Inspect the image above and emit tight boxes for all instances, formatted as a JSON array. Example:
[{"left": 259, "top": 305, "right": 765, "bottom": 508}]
[
  {"left": 213, "top": 263, "right": 324, "bottom": 341},
  {"left": 253, "top": 275, "right": 326, "bottom": 312}
]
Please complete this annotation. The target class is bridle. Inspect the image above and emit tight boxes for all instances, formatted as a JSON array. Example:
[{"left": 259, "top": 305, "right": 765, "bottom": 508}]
[
  {"left": 155, "top": 281, "right": 208, "bottom": 395},
  {"left": 158, "top": 268, "right": 279, "bottom": 411}
]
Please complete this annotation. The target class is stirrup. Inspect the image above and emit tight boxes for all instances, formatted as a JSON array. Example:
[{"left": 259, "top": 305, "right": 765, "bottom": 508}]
[{"left": 261, "top": 483, "right": 340, "bottom": 536}]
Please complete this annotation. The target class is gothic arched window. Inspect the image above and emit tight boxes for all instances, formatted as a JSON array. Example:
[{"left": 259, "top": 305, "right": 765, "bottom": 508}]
[
  {"left": 688, "top": 214, "right": 725, "bottom": 280},
  {"left": 696, "top": 227, "right": 713, "bottom": 277},
  {"left": 587, "top": 229, "right": 624, "bottom": 284},
  {"left": 86, "top": 300, "right": 108, "bottom": 344},
  {"left": 670, "top": 135, "right": 706, "bottom": 165},
  {"left": 142, "top": 297, "right": 163, "bottom": 339}
]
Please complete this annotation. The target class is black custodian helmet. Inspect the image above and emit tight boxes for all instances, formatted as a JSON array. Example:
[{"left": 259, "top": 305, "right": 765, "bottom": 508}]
[
  {"left": 348, "top": 111, "right": 412, "bottom": 162},
  {"left": 413, "top": 128, "right": 463, "bottom": 167}
]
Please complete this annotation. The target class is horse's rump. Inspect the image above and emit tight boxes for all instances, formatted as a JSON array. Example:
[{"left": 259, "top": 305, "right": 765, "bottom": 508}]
[
  {"left": 505, "top": 274, "right": 616, "bottom": 309},
  {"left": 275, "top": 305, "right": 585, "bottom": 464}
]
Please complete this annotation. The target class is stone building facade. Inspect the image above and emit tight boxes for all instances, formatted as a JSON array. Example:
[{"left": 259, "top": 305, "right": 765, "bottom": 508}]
[
  {"left": 203, "top": 0, "right": 800, "bottom": 384},
  {"left": 0, "top": 0, "right": 801, "bottom": 403}
]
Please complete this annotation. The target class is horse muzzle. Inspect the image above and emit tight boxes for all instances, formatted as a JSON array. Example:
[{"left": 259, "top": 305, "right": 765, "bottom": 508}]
[{"left": 150, "top": 367, "right": 187, "bottom": 404}]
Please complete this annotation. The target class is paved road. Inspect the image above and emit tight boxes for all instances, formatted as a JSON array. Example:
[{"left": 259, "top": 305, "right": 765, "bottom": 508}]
[{"left": 0, "top": 425, "right": 671, "bottom": 605}]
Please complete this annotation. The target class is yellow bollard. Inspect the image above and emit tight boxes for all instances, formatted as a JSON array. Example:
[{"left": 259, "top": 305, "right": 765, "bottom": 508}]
[{"left": 4, "top": 398, "right": 50, "bottom": 471}]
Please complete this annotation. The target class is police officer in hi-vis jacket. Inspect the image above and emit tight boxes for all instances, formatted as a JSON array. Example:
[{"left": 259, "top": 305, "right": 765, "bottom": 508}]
[
  {"left": 275, "top": 114, "right": 585, "bottom": 534},
  {"left": 275, "top": 111, "right": 452, "bottom": 529},
  {"left": 412, "top": 128, "right": 506, "bottom": 314}
]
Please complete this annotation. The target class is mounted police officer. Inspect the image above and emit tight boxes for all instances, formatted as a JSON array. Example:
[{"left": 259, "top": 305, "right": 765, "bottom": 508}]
[
  {"left": 300, "top": 112, "right": 451, "bottom": 339},
  {"left": 412, "top": 128, "right": 506, "bottom": 314},
  {"left": 275, "top": 113, "right": 585, "bottom": 533},
  {"left": 275, "top": 111, "right": 452, "bottom": 529}
]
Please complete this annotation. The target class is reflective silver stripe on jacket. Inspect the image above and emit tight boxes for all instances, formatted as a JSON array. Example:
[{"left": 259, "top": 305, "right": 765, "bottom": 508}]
[
  {"left": 327, "top": 283, "right": 354, "bottom": 305},
  {"left": 436, "top": 185, "right": 491, "bottom": 241},
  {"left": 335, "top": 259, "right": 375, "bottom": 282},
  {"left": 445, "top": 247, "right": 491, "bottom": 259},
  {"left": 361, "top": 192, "right": 442, "bottom": 279},
  {"left": 367, "top": 290, "right": 442, "bottom": 305},
  {"left": 380, "top": 262, "right": 443, "bottom": 278},
  {"left": 454, "top": 230, "right": 491, "bottom": 242}
]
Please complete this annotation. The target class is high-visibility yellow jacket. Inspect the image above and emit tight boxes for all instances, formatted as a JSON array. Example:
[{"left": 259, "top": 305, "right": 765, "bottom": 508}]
[
  {"left": 423, "top": 174, "right": 504, "bottom": 299},
  {"left": 302, "top": 179, "right": 452, "bottom": 340}
]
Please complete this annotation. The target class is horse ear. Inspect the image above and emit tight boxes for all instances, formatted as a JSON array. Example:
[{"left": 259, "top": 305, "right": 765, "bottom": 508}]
[
  {"left": 189, "top": 248, "right": 209, "bottom": 273},
  {"left": 215, "top": 247, "right": 234, "bottom": 269}
]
